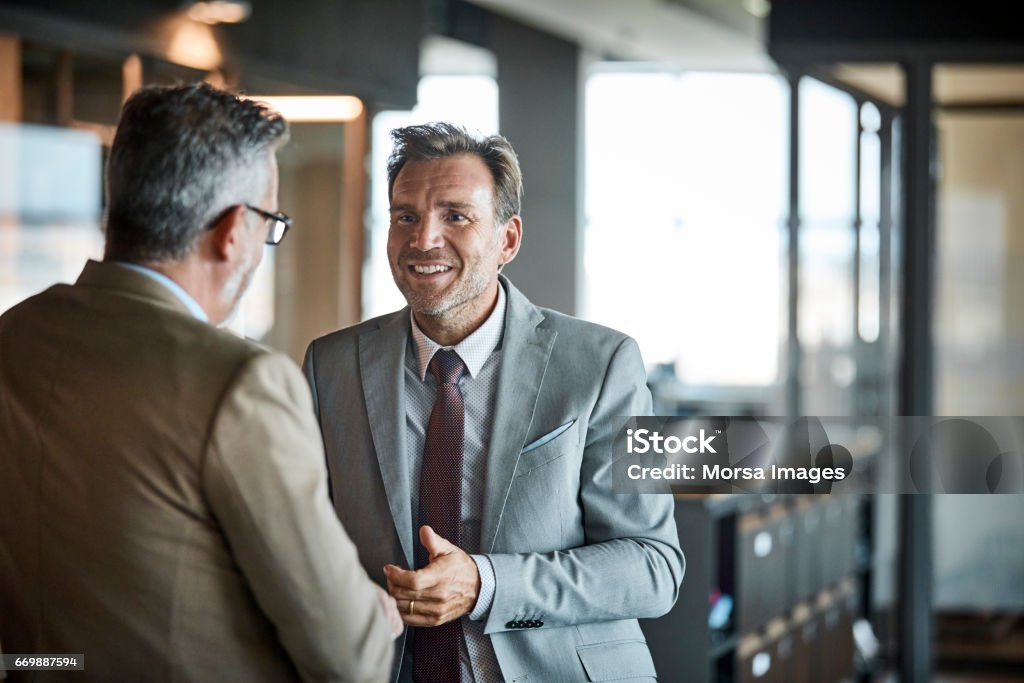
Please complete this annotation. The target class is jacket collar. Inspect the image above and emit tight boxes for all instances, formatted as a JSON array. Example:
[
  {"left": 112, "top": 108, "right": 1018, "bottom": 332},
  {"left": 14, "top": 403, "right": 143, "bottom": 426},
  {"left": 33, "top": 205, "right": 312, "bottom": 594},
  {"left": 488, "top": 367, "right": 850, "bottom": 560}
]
[{"left": 76, "top": 260, "right": 195, "bottom": 319}]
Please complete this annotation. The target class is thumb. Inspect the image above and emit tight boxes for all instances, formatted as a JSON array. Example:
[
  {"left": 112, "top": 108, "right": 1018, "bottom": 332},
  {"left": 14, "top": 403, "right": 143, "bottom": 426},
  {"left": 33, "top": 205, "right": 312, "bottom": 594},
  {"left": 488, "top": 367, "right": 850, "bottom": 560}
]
[{"left": 419, "top": 525, "right": 455, "bottom": 558}]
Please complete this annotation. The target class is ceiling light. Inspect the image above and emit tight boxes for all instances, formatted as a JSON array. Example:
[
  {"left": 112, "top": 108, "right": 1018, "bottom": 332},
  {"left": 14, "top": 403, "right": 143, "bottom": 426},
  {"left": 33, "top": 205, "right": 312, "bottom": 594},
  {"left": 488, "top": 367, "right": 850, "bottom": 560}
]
[
  {"left": 187, "top": 1, "right": 251, "bottom": 25},
  {"left": 244, "top": 96, "right": 365, "bottom": 122},
  {"left": 166, "top": 18, "right": 223, "bottom": 70},
  {"left": 742, "top": 0, "right": 771, "bottom": 19}
]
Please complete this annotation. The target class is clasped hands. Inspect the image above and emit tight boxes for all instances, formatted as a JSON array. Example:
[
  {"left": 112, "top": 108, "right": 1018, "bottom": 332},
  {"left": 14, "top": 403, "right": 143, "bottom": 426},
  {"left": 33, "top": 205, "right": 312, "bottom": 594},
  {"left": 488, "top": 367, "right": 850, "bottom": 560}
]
[{"left": 383, "top": 525, "right": 481, "bottom": 627}]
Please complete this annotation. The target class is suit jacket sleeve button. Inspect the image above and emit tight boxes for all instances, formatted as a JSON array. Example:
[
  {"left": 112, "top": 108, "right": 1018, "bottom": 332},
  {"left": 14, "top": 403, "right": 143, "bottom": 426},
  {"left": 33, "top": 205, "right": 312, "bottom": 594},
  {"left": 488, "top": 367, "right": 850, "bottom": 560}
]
[
  {"left": 536, "top": 620, "right": 544, "bottom": 627},
  {"left": 506, "top": 621, "right": 516, "bottom": 629}
]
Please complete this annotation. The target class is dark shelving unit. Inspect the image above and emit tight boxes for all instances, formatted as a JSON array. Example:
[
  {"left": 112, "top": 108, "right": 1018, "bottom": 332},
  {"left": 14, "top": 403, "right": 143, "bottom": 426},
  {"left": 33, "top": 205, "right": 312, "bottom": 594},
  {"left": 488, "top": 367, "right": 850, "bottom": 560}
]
[{"left": 643, "top": 492, "right": 872, "bottom": 683}]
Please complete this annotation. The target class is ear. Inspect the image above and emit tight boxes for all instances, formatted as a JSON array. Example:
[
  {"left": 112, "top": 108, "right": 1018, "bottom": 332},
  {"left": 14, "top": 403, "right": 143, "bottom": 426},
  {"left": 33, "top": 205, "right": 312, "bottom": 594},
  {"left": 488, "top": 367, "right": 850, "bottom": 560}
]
[
  {"left": 498, "top": 214, "right": 523, "bottom": 269},
  {"left": 207, "top": 205, "right": 249, "bottom": 262}
]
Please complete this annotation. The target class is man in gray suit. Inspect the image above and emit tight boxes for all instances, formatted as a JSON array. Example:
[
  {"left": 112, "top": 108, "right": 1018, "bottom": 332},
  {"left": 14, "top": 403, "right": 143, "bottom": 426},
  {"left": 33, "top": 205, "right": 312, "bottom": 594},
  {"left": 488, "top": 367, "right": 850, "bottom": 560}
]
[
  {"left": 0, "top": 83, "right": 397, "bottom": 682},
  {"left": 303, "top": 123, "right": 683, "bottom": 682}
]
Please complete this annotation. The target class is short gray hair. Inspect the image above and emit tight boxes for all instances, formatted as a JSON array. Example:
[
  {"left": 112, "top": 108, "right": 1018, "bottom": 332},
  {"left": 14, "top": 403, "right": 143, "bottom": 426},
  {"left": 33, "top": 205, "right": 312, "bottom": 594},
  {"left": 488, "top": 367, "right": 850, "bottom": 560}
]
[
  {"left": 104, "top": 83, "right": 289, "bottom": 263},
  {"left": 387, "top": 123, "right": 522, "bottom": 225}
]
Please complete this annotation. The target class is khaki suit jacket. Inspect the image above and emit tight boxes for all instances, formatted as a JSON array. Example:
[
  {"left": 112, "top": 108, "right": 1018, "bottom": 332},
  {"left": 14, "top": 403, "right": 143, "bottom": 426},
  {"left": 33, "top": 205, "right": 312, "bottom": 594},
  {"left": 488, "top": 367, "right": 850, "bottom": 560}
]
[
  {"left": 0, "top": 261, "right": 393, "bottom": 682},
  {"left": 303, "top": 276, "right": 684, "bottom": 682}
]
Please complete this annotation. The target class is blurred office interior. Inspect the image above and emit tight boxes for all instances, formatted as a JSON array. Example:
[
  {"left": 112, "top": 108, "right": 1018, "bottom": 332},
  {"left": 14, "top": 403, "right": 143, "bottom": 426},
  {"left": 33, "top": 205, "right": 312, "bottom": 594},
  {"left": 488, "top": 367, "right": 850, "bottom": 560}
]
[{"left": 1, "top": 1, "right": 1023, "bottom": 681}]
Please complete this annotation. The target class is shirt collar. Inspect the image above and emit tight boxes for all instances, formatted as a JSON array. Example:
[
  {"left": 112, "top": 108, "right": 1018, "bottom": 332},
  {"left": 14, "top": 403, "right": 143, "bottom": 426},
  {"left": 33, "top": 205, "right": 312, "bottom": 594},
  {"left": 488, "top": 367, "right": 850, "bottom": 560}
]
[
  {"left": 410, "top": 283, "right": 506, "bottom": 382},
  {"left": 115, "top": 262, "right": 209, "bottom": 323}
]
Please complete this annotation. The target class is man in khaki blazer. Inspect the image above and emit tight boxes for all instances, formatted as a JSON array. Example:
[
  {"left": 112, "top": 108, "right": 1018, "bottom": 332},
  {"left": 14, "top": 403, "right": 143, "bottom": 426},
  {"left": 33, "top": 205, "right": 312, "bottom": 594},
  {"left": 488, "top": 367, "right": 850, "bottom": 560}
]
[{"left": 0, "top": 84, "right": 396, "bottom": 682}]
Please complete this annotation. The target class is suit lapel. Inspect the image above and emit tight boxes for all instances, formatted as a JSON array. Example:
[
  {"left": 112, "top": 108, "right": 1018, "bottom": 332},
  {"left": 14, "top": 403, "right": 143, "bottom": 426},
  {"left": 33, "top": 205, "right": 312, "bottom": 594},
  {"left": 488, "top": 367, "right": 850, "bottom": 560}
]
[
  {"left": 359, "top": 309, "right": 415, "bottom": 567},
  {"left": 481, "top": 277, "right": 557, "bottom": 552}
]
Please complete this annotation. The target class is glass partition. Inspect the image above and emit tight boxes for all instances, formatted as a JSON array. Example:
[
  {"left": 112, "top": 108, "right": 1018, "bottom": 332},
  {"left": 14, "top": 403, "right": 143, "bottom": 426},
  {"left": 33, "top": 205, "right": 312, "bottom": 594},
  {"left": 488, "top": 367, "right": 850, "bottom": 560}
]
[{"left": 932, "top": 65, "right": 1024, "bottom": 639}]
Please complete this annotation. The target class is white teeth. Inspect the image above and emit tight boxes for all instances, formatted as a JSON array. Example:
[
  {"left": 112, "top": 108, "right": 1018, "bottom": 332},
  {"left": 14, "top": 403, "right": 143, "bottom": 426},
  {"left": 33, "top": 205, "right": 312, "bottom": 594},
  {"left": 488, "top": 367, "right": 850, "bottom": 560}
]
[{"left": 412, "top": 264, "right": 451, "bottom": 274}]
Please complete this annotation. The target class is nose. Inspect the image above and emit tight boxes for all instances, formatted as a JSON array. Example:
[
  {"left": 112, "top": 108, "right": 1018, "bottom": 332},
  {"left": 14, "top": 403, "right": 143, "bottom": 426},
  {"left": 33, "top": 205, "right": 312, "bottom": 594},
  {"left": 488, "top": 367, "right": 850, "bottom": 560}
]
[{"left": 409, "top": 214, "right": 444, "bottom": 252}]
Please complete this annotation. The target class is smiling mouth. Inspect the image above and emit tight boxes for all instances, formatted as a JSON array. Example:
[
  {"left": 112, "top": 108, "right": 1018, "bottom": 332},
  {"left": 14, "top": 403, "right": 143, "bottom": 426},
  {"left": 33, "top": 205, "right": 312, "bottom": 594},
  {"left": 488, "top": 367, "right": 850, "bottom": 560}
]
[{"left": 408, "top": 264, "right": 453, "bottom": 275}]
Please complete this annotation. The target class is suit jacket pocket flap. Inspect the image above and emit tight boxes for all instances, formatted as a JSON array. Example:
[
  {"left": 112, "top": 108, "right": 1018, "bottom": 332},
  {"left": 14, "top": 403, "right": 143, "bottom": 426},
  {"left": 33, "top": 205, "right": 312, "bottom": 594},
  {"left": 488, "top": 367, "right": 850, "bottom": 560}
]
[{"left": 577, "top": 640, "right": 657, "bottom": 681}]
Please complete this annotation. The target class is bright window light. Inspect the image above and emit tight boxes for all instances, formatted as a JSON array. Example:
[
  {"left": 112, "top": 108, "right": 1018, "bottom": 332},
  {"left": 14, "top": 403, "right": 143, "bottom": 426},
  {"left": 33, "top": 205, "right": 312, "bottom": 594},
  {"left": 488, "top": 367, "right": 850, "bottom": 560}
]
[{"left": 584, "top": 70, "right": 788, "bottom": 387}]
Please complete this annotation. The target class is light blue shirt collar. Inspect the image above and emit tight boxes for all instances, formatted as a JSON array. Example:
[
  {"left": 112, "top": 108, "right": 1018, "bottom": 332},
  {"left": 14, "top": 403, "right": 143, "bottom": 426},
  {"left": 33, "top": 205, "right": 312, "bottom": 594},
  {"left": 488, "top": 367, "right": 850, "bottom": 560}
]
[{"left": 115, "top": 262, "right": 209, "bottom": 322}]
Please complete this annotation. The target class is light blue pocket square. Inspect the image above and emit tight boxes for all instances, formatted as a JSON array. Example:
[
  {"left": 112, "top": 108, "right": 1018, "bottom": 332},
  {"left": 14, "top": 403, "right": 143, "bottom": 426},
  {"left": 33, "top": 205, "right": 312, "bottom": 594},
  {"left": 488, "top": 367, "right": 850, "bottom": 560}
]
[{"left": 521, "top": 419, "right": 577, "bottom": 455}]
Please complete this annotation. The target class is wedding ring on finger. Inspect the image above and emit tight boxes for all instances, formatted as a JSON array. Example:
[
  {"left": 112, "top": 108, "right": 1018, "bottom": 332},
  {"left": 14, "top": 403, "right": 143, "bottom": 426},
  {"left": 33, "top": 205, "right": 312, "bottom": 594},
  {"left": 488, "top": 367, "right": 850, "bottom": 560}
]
[{"left": 409, "top": 599, "right": 416, "bottom": 615}]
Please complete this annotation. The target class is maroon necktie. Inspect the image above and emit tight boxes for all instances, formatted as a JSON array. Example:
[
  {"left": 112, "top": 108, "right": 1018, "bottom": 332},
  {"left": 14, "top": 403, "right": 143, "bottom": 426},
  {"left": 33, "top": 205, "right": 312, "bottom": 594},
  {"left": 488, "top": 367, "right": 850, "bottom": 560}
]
[{"left": 414, "top": 349, "right": 466, "bottom": 683}]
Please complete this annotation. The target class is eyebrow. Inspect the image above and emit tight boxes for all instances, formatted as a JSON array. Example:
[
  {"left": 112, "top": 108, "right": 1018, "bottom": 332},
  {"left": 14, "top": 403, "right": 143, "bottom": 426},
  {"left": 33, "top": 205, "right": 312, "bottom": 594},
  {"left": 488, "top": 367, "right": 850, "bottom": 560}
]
[
  {"left": 389, "top": 200, "right": 476, "bottom": 213},
  {"left": 437, "top": 200, "right": 474, "bottom": 210}
]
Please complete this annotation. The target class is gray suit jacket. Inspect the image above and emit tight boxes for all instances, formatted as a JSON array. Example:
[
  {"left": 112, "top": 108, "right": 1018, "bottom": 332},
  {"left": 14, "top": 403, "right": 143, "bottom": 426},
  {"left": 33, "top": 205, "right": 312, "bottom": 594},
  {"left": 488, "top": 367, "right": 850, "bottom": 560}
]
[
  {"left": 0, "top": 261, "right": 393, "bottom": 682},
  {"left": 303, "top": 276, "right": 684, "bottom": 682}
]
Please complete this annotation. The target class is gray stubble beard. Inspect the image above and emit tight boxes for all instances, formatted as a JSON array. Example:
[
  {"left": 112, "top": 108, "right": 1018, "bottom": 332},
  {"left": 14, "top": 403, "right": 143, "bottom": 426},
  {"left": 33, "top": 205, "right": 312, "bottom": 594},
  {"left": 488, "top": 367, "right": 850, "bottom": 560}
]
[{"left": 395, "top": 263, "right": 491, "bottom": 323}]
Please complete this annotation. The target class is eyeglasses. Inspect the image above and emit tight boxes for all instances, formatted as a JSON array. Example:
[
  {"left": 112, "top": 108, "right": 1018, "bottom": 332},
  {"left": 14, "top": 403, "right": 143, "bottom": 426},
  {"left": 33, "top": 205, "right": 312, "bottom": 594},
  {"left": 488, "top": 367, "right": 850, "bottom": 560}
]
[{"left": 245, "top": 204, "right": 292, "bottom": 245}]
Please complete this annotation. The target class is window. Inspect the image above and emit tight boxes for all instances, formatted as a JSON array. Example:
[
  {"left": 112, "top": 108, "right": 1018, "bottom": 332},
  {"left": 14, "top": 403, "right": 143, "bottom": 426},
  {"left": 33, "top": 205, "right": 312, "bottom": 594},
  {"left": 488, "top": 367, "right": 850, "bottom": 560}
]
[
  {"left": 0, "top": 122, "right": 103, "bottom": 314},
  {"left": 798, "top": 78, "right": 859, "bottom": 415},
  {"left": 584, "top": 70, "right": 788, "bottom": 389}
]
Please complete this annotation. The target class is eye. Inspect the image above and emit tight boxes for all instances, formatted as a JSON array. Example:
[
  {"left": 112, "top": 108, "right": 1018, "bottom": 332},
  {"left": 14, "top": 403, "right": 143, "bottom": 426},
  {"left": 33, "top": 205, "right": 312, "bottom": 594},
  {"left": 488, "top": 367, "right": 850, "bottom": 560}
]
[
  {"left": 447, "top": 212, "right": 468, "bottom": 223},
  {"left": 395, "top": 213, "right": 417, "bottom": 224}
]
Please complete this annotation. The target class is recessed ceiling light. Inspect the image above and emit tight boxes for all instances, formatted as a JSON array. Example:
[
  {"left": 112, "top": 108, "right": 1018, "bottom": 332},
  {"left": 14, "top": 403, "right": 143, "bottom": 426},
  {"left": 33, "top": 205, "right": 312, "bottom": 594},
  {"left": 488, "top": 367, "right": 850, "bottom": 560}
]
[
  {"left": 742, "top": 0, "right": 771, "bottom": 19},
  {"left": 187, "top": 1, "right": 251, "bottom": 25},
  {"left": 244, "top": 96, "right": 365, "bottom": 123}
]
